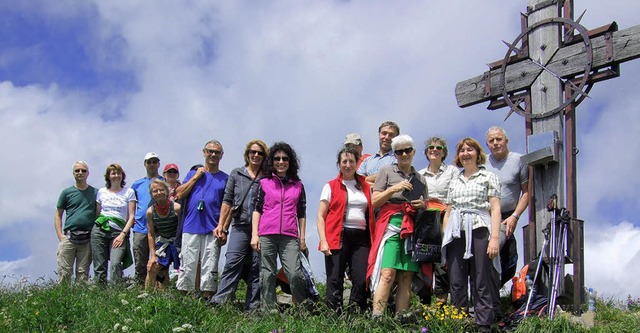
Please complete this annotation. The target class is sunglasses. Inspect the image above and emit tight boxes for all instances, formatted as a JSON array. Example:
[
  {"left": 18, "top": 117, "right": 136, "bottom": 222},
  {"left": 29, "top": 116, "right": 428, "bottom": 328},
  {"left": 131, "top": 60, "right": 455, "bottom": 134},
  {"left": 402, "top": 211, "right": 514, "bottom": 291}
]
[
  {"left": 204, "top": 149, "right": 222, "bottom": 156},
  {"left": 165, "top": 170, "right": 179, "bottom": 174},
  {"left": 273, "top": 156, "right": 290, "bottom": 162},
  {"left": 394, "top": 147, "right": 414, "bottom": 156},
  {"left": 74, "top": 169, "right": 88, "bottom": 173},
  {"left": 248, "top": 149, "right": 265, "bottom": 156},
  {"left": 146, "top": 159, "right": 159, "bottom": 164},
  {"left": 427, "top": 145, "right": 444, "bottom": 151}
]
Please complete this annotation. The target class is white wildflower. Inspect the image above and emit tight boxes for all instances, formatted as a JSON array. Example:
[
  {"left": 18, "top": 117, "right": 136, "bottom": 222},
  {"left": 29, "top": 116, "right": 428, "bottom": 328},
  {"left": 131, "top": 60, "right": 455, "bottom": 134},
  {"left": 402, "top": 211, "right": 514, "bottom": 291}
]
[
  {"left": 121, "top": 299, "right": 129, "bottom": 306},
  {"left": 124, "top": 318, "right": 133, "bottom": 324},
  {"left": 121, "top": 325, "right": 130, "bottom": 332},
  {"left": 113, "top": 323, "right": 121, "bottom": 330},
  {"left": 137, "top": 292, "right": 149, "bottom": 299},
  {"left": 181, "top": 324, "right": 193, "bottom": 329},
  {"left": 134, "top": 306, "right": 142, "bottom": 312},
  {"left": 172, "top": 327, "right": 185, "bottom": 332}
]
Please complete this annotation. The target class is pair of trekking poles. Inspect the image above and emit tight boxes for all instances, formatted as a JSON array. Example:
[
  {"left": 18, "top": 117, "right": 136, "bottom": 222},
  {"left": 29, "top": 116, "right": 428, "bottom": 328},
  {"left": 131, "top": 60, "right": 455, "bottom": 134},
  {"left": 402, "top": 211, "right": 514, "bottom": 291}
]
[{"left": 524, "top": 194, "right": 572, "bottom": 320}]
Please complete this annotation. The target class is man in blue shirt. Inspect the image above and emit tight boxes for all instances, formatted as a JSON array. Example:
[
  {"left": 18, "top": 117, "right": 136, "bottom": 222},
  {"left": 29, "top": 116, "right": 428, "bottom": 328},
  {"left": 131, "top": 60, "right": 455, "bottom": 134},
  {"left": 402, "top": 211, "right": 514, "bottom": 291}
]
[
  {"left": 131, "top": 152, "right": 163, "bottom": 285},
  {"left": 357, "top": 121, "right": 400, "bottom": 185},
  {"left": 176, "top": 140, "right": 229, "bottom": 298}
]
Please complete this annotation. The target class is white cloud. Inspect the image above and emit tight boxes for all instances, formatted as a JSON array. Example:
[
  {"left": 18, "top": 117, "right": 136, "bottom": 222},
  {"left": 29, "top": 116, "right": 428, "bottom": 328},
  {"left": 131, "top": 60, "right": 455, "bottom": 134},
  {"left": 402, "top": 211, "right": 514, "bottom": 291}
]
[{"left": 585, "top": 221, "right": 640, "bottom": 298}]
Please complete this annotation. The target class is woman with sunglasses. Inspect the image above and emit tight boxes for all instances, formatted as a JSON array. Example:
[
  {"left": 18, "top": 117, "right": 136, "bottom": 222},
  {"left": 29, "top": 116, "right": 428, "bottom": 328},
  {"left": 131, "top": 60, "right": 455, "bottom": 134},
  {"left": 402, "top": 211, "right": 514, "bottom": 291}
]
[
  {"left": 367, "top": 134, "right": 428, "bottom": 318},
  {"left": 417, "top": 137, "right": 459, "bottom": 304},
  {"left": 162, "top": 163, "right": 181, "bottom": 202},
  {"left": 251, "top": 142, "right": 307, "bottom": 311},
  {"left": 316, "top": 146, "right": 374, "bottom": 314},
  {"left": 92, "top": 163, "right": 136, "bottom": 284},
  {"left": 442, "top": 138, "right": 501, "bottom": 332},
  {"left": 210, "top": 139, "right": 269, "bottom": 310}
]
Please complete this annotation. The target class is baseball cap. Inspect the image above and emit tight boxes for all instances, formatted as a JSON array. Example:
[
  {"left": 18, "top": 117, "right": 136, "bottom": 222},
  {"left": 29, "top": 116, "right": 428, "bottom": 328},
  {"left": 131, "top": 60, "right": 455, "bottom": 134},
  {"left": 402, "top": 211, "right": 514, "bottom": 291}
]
[
  {"left": 344, "top": 133, "right": 363, "bottom": 146},
  {"left": 163, "top": 163, "right": 179, "bottom": 173},
  {"left": 144, "top": 152, "right": 160, "bottom": 161}
]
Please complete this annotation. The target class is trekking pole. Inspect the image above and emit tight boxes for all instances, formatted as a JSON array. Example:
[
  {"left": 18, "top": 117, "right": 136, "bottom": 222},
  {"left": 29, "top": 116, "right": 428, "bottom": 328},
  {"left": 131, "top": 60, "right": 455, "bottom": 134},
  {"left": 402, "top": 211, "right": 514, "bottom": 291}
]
[
  {"left": 546, "top": 195, "right": 558, "bottom": 306},
  {"left": 549, "top": 209, "right": 570, "bottom": 319},
  {"left": 524, "top": 222, "right": 550, "bottom": 318}
]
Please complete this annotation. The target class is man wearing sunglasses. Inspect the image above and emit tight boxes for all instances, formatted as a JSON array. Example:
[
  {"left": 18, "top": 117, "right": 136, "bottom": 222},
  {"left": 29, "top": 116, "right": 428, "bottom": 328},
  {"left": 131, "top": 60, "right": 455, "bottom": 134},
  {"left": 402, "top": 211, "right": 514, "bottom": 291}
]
[
  {"left": 485, "top": 126, "right": 529, "bottom": 288},
  {"left": 54, "top": 161, "right": 98, "bottom": 284},
  {"left": 357, "top": 121, "right": 400, "bottom": 185},
  {"left": 131, "top": 152, "right": 164, "bottom": 286},
  {"left": 176, "top": 140, "right": 229, "bottom": 298}
]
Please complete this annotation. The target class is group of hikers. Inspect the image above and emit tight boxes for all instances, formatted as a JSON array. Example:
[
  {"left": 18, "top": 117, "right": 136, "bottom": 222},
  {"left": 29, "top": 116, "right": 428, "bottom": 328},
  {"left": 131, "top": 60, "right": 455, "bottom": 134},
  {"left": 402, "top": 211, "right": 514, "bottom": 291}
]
[{"left": 54, "top": 121, "right": 528, "bottom": 331}]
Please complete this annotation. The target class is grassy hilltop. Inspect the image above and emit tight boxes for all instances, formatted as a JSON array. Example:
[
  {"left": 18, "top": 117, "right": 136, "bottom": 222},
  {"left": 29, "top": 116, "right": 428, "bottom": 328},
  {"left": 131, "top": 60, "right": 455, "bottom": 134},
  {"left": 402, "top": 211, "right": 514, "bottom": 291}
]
[{"left": 0, "top": 279, "right": 639, "bottom": 333}]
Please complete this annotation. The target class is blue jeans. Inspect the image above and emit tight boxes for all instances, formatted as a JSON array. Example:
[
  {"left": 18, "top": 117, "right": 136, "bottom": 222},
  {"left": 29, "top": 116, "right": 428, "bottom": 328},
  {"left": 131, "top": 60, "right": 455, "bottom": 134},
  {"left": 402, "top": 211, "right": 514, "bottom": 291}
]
[
  {"left": 210, "top": 225, "right": 260, "bottom": 310},
  {"left": 259, "top": 234, "right": 305, "bottom": 308},
  {"left": 91, "top": 225, "right": 130, "bottom": 284}
]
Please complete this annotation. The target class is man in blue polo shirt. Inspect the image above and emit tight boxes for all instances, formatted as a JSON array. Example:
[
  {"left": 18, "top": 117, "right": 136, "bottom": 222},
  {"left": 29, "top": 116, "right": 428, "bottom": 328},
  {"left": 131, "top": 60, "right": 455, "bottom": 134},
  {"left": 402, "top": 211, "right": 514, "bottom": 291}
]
[
  {"left": 357, "top": 120, "right": 400, "bottom": 185},
  {"left": 131, "top": 152, "right": 163, "bottom": 286}
]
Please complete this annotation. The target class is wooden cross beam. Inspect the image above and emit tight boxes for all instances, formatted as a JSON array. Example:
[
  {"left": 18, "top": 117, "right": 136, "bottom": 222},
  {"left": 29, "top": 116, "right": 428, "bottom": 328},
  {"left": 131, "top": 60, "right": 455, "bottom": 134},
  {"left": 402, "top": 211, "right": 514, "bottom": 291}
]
[
  {"left": 454, "top": 0, "right": 640, "bottom": 314},
  {"left": 455, "top": 23, "right": 640, "bottom": 109}
]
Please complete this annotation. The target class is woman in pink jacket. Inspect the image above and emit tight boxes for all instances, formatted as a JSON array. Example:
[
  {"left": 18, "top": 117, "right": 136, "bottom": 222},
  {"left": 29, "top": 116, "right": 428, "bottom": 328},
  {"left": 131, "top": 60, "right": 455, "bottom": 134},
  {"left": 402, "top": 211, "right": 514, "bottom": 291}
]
[{"left": 251, "top": 142, "right": 307, "bottom": 310}]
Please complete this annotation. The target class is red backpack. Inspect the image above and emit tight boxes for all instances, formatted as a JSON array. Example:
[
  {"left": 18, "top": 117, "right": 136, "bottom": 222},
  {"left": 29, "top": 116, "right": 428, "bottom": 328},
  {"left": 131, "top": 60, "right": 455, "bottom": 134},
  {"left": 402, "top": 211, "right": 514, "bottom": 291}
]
[{"left": 511, "top": 264, "right": 529, "bottom": 303}]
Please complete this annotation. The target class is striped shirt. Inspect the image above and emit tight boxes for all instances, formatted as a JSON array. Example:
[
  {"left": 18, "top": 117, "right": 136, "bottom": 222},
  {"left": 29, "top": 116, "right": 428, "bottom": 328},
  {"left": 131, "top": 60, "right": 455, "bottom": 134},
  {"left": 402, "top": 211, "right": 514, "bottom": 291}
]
[{"left": 152, "top": 204, "right": 178, "bottom": 239}]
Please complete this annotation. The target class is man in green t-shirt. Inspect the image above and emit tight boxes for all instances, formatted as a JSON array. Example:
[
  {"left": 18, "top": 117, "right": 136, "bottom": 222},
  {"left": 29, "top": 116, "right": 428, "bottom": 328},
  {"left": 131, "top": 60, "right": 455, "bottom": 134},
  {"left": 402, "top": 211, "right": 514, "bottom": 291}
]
[{"left": 54, "top": 161, "right": 98, "bottom": 284}]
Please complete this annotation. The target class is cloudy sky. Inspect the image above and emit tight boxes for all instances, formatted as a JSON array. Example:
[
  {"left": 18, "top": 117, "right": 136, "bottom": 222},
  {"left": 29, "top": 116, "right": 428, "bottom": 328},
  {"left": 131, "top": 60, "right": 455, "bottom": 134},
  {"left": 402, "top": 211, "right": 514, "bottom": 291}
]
[{"left": 1, "top": 1, "right": 639, "bottom": 299}]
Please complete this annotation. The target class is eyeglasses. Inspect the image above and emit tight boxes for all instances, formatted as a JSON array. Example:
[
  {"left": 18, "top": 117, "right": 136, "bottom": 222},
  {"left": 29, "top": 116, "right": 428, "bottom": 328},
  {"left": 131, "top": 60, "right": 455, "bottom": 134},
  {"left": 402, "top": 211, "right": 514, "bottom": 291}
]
[
  {"left": 248, "top": 149, "right": 265, "bottom": 156},
  {"left": 165, "top": 170, "right": 179, "bottom": 174},
  {"left": 74, "top": 169, "right": 88, "bottom": 173},
  {"left": 394, "top": 147, "right": 414, "bottom": 156},
  {"left": 427, "top": 145, "right": 444, "bottom": 151},
  {"left": 273, "top": 156, "right": 289, "bottom": 162},
  {"left": 204, "top": 149, "right": 222, "bottom": 156}
]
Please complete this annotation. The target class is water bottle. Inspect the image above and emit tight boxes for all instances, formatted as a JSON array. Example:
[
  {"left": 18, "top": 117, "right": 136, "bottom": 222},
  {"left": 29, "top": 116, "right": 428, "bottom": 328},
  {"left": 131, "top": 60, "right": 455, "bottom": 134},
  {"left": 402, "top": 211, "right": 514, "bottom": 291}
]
[
  {"left": 588, "top": 287, "right": 596, "bottom": 312},
  {"left": 525, "top": 275, "right": 533, "bottom": 294}
]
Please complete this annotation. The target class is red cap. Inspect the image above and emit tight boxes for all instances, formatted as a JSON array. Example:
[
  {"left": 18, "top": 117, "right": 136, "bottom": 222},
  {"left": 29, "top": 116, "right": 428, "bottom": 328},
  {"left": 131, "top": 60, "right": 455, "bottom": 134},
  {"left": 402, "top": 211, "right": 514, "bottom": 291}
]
[{"left": 163, "top": 163, "right": 179, "bottom": 173}]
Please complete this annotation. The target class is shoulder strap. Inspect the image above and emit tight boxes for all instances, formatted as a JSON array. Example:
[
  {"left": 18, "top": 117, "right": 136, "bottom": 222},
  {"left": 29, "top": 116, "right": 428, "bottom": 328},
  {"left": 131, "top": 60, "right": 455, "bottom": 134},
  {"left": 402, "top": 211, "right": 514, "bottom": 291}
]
[{"left": 237, "top": 172, "right": 260, "bottom": 208}]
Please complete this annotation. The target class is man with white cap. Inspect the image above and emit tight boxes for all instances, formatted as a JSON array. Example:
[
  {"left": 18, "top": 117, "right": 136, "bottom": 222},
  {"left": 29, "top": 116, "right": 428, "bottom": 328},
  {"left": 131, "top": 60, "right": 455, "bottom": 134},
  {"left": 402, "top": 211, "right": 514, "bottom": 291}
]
[
  {"left": 343, "top": 133, "right": 370, "bottom": 168},
  {"left": 131, "top": 152, "right": 164, "bottom": 285}
]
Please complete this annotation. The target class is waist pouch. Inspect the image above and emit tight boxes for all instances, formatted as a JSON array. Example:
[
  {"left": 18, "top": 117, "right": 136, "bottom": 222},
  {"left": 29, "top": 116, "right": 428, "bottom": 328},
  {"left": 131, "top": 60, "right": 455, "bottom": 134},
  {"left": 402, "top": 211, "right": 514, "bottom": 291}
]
[{"left": 68, "top": 230, "right": 91, "bottom": 244}]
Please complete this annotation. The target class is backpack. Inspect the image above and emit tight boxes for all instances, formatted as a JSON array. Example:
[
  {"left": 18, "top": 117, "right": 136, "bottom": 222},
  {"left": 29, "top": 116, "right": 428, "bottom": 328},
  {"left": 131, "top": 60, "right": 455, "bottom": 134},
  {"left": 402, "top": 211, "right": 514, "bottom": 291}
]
[
  {"left": 500, "top": 291, "right": 548, "bottom": 330},
  {"left": 511, "top": 264, "right": 529, "bottom": 304}
]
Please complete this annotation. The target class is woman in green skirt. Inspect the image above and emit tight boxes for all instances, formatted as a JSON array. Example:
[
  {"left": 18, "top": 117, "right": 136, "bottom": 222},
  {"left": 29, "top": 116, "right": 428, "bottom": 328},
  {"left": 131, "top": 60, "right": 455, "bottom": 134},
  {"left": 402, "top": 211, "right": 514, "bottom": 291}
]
[{"left": 367, "top": 134, "right": 428, "bottom": 318}]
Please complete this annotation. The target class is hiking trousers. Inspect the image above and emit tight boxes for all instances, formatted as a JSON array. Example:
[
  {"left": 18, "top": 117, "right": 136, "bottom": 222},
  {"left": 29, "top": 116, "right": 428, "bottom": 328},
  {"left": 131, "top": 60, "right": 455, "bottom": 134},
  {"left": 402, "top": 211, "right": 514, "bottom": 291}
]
[
  {"left": 259, "top": 234, "right": 304, "bottom": 308},
  {"left": 446, "top": 227, "right": 500, "bottom": 326}
]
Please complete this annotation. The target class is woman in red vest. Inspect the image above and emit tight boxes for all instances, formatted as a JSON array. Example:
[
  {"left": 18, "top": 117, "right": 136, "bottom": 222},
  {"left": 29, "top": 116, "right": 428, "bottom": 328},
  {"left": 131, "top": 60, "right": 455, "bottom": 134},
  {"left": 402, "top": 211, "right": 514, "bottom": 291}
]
[{"left": 316, "top": 146, "right": 374, "bottom": 313}]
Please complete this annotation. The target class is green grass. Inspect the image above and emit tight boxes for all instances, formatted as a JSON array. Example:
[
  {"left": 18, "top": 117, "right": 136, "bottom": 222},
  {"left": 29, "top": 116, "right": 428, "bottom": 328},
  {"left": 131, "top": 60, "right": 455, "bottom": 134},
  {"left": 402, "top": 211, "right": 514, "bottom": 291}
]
[{"left": 0, "top": 278, "right": 638, "bottom": 333}]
